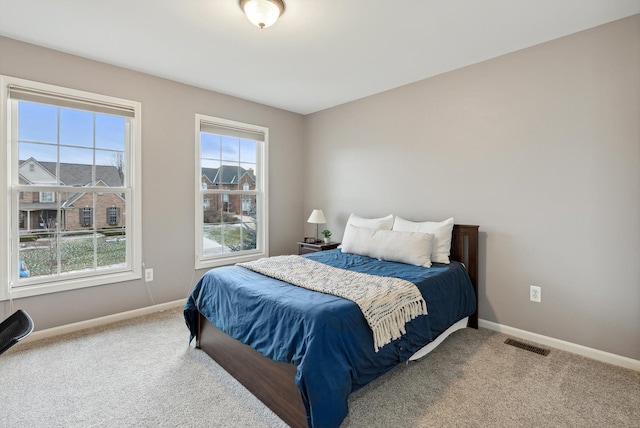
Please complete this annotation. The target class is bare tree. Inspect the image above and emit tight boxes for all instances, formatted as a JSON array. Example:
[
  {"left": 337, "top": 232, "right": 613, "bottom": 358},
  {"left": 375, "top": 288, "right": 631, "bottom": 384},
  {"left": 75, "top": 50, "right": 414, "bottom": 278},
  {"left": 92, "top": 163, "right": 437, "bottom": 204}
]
[
  {"left": 38, "top": 213, "right": 59, "bottom": 275},
  {"left": 111, "top": 152, "right": 125, "bottom": 184}
]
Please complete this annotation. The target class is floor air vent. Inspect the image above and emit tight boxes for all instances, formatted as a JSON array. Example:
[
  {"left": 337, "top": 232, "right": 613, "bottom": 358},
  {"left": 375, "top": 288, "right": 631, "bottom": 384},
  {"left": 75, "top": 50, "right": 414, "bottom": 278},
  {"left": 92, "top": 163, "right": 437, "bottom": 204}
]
[{"left": 504, "top": 338, "right": 550, "bottom": 356}]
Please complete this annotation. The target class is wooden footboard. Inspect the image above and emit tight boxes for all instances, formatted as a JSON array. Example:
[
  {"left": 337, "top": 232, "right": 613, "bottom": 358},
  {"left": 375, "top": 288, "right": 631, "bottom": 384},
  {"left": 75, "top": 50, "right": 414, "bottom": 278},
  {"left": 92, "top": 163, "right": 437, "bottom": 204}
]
[
  {"left": 195, "top": 224, "right": 479, "bottom": 427},
  {"left": 197, "top": 314, "right": 306, "bottom": 428}
]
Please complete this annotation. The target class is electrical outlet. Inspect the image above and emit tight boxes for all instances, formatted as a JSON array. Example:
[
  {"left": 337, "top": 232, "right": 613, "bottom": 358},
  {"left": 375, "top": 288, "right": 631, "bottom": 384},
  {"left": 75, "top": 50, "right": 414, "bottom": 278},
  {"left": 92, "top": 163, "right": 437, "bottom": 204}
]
[
  {"left": 145, "top": 268, "right": 154, "bottom": 282},
  {"left": 530, "top": 285, "right": 541, "bottom": 303}
]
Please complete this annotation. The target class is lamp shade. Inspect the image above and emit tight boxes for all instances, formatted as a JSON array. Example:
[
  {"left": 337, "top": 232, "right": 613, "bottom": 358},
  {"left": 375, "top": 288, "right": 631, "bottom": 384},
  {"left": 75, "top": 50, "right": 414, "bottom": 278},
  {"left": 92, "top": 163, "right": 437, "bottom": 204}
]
[
  {"left": 240, "top": 0, "right": 285, "bottom": 29},
  {"left": 307, "top": 209, "right": 326, "bottom": 224}
]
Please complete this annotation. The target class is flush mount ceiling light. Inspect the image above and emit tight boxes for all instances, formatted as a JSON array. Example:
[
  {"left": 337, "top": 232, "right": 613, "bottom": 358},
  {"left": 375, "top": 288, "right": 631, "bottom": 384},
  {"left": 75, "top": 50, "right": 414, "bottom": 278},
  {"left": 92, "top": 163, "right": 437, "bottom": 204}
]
[{"left": 240, "top": 0, "right": 285, "bottom": 29}]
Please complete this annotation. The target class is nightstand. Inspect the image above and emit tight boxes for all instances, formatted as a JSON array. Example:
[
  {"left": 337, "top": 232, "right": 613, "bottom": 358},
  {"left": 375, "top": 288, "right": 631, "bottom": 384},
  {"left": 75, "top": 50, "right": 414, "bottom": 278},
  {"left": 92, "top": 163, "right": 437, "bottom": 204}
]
[{"left": 298, "top": 241, "right": 340, "bottom": 255}]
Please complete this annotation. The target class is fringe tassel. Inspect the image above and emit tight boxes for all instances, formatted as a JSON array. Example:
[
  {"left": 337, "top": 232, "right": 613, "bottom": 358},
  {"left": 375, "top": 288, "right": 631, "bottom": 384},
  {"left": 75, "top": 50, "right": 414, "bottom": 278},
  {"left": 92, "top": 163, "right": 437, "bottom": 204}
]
[{"left": 372, "top": 299, "right": 428, "bottom": 352}]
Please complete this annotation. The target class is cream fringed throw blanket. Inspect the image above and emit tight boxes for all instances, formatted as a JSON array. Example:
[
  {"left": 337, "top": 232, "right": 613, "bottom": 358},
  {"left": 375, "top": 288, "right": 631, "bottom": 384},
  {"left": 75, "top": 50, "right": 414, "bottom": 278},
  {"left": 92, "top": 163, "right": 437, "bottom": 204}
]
[{"left": 238, "top": 255, "right": 428, "bottom": 352}]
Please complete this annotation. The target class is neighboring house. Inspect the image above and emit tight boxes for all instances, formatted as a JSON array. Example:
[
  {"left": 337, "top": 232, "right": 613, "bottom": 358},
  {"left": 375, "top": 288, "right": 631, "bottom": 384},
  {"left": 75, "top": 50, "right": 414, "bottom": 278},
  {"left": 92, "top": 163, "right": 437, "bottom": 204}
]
[
  {"left": 201, "top": 165, "right": 256, "bottom": 216},
  {"left": 18, "top": 158, "right": 125, "bottom": 232}
]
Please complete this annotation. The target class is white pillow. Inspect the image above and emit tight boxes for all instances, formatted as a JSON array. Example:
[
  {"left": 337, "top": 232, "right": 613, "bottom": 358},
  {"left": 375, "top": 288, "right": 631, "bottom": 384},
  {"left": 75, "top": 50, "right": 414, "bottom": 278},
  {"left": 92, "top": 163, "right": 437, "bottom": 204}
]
[
  {"left": 346, "top": 213, "right": 394, "bottom": 230},
  {"left": 392, "top": 217, "right": 454, "bottom": 264},
  {"left": 341, "top": 224, "right": 434, "bottom": 267}
]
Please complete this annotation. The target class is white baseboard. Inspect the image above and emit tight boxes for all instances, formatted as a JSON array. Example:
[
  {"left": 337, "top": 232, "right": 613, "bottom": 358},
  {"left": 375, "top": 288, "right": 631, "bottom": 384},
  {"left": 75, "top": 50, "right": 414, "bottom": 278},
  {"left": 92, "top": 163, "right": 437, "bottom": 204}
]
[
  {"left": 479, "top": 319, "right": 640, "bottom": 372},
  {"left": 18, "top": 307, "right": 639, "bottom": 372},
  {"left": 23, "top": 299, "right": 186, "bottom": 344}
]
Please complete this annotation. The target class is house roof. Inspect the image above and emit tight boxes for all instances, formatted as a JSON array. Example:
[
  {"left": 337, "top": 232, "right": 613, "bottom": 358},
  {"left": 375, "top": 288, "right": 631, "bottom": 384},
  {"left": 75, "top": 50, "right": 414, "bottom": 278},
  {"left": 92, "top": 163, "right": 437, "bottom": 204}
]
[
  {"left": 202, "top": 165, "right": 256, "bottom": 186},
  {"left": 18, "top": 159, "right": 124, "bottom": 211},
  {"left": 21, "top": 160, "right": 123, "bottom": 188},
  {"left": 19, "top": 202, "right": 58, "bottom": 212},
  {"left": 62, "top": 180, "right": 125, "bottom": 209}
]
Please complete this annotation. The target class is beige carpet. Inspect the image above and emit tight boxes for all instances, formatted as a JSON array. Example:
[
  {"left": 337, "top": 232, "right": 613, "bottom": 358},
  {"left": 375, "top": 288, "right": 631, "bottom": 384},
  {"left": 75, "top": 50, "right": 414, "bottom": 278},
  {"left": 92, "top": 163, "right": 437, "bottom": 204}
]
[{"left": 1, "top": 309, "right": 638, "bottom": 427}]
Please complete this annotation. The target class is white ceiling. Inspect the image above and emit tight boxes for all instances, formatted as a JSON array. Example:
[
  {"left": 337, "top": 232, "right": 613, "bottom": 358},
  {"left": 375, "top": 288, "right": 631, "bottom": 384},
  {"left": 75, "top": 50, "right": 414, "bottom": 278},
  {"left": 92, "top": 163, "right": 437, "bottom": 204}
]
[{"left": 1, "top": 1, "right": 639, "bottom": 115}]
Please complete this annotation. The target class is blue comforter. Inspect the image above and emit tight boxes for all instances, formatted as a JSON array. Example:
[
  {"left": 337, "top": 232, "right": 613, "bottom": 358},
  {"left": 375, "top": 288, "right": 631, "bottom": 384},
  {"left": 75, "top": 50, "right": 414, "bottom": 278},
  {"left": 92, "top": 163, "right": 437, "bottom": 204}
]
[{"left": 184, "top": 249, "right": 476, "bottom": 428}]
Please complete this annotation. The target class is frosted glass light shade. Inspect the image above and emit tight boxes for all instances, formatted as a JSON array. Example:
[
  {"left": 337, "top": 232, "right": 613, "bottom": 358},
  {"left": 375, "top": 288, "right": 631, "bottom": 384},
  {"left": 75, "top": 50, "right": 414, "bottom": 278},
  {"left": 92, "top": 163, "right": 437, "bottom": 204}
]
[
  {"left": 307, "top": 209, "right": 326, "bottom": 224},
  {"left": 240, "top": 0, "right": 285, "bottom": 29}
]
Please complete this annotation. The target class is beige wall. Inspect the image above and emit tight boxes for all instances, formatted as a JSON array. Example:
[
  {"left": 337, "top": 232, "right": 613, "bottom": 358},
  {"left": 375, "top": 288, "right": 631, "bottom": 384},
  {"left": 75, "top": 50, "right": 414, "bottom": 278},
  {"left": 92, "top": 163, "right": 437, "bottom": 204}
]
[
  {"left": 0, "top": 37, "right": 306, "bottom": 329},
  {"left": 305, "top": 16, "right": 640, "bottom": 360}
]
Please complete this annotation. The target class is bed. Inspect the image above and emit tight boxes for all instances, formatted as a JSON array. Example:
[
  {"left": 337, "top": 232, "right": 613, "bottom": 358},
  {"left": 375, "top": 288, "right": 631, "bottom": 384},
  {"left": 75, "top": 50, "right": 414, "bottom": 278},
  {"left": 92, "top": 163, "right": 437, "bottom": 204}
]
[{"left": 184, "top": 224, "right": 479, "bottom": 428}]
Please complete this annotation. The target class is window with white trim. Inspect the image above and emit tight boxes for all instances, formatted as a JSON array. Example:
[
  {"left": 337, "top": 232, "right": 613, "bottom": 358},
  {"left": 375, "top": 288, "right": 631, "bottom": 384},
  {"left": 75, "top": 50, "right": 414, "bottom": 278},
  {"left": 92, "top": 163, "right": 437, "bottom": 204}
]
[
  {"left": 40, "top": 191, "right": 55, "bottom": 203},
  {"left": 195, "top": 114, "right": 267, "bottom": 268},
  {"left": 1, "top": 76, "right": 142, "bottom": 300},
  {"left": 81, "top": 207, "right": 93, "bottom": 227},
  {"left": 107, "top": 206, "right": 120, "bottom": 226}
]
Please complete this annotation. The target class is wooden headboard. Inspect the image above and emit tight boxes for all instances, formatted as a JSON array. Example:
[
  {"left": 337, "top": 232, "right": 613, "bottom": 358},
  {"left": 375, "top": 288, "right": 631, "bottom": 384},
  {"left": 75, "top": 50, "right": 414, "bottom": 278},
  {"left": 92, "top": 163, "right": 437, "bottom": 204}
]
[{"left": 451, "top": 224, "right": 479, "bottom": 328}]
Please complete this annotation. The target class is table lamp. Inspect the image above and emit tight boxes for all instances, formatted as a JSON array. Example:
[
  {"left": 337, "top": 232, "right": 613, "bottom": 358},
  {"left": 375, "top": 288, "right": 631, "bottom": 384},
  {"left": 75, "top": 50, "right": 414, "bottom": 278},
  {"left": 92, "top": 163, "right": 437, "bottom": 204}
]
[{"left": 307, "top": 209, "right": 326, "bottom": 243}]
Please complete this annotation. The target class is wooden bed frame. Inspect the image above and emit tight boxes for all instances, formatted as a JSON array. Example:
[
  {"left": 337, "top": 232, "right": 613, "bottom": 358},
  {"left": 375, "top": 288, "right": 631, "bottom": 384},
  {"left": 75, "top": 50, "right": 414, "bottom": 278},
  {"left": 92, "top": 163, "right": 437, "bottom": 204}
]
[{"left": 196, "top": 224, "right": 479, "bottom": 428}]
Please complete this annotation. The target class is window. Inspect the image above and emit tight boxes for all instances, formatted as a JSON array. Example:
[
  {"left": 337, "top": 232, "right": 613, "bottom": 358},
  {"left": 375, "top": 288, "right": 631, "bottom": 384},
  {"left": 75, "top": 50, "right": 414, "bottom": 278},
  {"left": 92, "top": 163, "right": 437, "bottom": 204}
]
[
  {"left": 81, "top": 207, "right": 93, "bottom": 227},
  {"left": 1, "top": 75, "right": 142, "bottom": 300},
  {"left": 195, "top": 114, "right": 267, "bottom": 268},
  {"left": 107, "top": 206, "right": 119, "bottom": 226},
  {"left": 39, "top": 191, "right": 55, "bottom": 203}
]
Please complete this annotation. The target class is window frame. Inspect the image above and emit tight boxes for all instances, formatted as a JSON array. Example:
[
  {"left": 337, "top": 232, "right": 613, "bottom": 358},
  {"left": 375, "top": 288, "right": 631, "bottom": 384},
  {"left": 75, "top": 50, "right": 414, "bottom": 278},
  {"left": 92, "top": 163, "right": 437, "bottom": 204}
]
[
  {"left": 0, "top": 75, "right": 142, "bottom": 300},
  {"left": 195, "top": 114, "right": 268, "bottom": 269}
]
